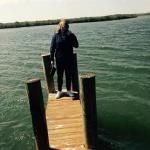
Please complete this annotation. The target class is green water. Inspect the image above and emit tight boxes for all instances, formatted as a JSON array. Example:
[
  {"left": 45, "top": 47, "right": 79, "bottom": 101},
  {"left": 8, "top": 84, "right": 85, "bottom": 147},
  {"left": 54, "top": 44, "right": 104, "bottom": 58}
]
[{"left": 0, "top": 16, "right": 150, "bottom": 150}]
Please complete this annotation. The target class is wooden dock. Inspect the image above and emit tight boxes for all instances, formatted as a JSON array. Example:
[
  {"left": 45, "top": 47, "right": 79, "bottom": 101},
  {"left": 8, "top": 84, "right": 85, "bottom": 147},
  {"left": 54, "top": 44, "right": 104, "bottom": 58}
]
[
  {"left": 25, "top": 54, "right": 98, "bottom": 150},
  {"left": 46, "top": 92, "right": 86, "bottom": 149}
]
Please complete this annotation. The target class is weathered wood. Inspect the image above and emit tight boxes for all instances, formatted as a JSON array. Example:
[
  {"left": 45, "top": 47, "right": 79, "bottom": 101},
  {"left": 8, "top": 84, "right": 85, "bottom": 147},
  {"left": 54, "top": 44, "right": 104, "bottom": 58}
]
[
  {"left": 79, "top": 72, "right": 98, "bottom": 149},
  {"left": 25, "top": 79, "right": 50, "bottom": 150},
  {"left": 42, "top": 54, "right": 55, "bottom": 93},
  {"left": 71, "top": 53, "right": 79, "bottom": 93},
  {"left": 46, "top": 93, "right": 87, "bottom": 149}
]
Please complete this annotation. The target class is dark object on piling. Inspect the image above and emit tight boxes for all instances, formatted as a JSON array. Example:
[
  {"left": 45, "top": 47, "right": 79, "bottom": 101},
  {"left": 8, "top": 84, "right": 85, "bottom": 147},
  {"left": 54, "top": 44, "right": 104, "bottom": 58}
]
[{"left": 50, "top": 65, "right": 56, "bottom": 77}]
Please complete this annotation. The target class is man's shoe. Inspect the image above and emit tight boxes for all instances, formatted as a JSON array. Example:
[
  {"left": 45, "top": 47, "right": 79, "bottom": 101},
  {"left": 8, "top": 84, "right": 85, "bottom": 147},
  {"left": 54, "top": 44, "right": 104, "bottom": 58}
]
[
  {"left": 55, "top": 91, "right": 62, "bottom": 99},
  {"left": 67, "top": 91, "right": 74, "bottom": 97}
]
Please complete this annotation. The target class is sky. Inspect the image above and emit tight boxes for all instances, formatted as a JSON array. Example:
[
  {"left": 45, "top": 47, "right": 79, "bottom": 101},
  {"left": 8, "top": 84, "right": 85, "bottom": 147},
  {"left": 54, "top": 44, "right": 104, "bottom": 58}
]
[{"left": 0, "top": 0, "right": 150, "bottom": 23}]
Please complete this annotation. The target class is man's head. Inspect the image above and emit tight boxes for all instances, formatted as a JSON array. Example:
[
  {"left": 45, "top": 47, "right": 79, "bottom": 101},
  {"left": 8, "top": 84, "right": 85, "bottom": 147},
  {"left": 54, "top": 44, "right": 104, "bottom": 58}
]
[{"left": 59, "top": 19, "right": 69, "bottom": 33}]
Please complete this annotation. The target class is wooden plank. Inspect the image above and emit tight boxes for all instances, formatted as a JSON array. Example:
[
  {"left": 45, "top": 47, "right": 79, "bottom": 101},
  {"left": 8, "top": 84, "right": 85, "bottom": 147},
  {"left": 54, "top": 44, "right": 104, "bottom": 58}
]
[
  {"left": 48, "top": 133, "right": 84, "bottom": 140},
  {"left": 47, "top": 122, "right": 83, "bottom": 130},
  {"left": 50, "top": 144, "right": 86, "bottom": 150},
  {"left": 47, "top": 117, "right": 82, "bottom": 124},
  {"left": 46, "top": 91, "right": 87, "bottom": 150}
]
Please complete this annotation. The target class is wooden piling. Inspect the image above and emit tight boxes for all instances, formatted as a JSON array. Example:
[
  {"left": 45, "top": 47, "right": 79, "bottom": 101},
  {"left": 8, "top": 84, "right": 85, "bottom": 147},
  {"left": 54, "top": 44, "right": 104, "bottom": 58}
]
[
  {"left": 42, "top": 54, "right": 55, "bottom": 93},
  {"left": 79, "top": 72, "right": 98, "bottom": 149},
  {"left": 71, "top": 53, "right": 79, "bottom": 93},
  {"left": 25, "top": 79, "right": 50, "bottom": 150}
]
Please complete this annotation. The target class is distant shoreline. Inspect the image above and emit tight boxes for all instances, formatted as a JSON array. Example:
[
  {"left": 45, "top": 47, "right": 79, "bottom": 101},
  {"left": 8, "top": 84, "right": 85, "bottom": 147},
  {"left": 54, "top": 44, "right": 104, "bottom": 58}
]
[{"left": 0, "top": 13, "right": 150, "bottom": 29}]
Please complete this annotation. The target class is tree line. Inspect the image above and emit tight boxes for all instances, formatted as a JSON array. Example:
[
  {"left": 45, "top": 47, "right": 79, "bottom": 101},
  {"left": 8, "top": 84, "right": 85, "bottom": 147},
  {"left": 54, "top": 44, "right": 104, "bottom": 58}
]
[{"left": 0, "top": 14, "right": 138, "bottom": 29}]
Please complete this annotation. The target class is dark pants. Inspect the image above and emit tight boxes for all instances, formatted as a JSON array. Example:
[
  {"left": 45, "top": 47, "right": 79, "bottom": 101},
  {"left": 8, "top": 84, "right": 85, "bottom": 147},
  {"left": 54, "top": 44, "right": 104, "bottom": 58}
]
[{"left": 56, "top": 59, "right": 73, "bottom": 91}]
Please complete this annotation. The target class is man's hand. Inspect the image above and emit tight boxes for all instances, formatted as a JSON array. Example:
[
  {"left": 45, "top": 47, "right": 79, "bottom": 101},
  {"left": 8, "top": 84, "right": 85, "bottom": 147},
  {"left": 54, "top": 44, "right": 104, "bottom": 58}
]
[{"left": 51, "top": 61, "right": 54, "bottom": 66}]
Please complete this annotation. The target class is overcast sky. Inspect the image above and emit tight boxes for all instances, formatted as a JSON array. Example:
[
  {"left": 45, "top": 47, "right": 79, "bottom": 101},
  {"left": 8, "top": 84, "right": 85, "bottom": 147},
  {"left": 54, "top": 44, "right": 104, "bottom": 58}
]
[{"left": 0, "top": 0, "right": 150, "bottom": 23}]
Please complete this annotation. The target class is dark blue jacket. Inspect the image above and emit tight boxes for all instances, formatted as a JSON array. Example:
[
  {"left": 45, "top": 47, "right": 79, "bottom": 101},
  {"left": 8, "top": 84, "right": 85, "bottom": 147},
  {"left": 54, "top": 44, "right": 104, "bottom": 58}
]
[{"left": 50, "top": 31, "right": 78, "bottom": 63}]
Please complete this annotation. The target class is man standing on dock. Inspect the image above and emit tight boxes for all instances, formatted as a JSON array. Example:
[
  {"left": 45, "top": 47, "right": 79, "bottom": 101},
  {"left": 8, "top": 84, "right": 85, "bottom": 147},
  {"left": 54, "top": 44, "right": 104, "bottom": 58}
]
[{"left": 50, "top": 19, "right": 79, "bottom": 99}]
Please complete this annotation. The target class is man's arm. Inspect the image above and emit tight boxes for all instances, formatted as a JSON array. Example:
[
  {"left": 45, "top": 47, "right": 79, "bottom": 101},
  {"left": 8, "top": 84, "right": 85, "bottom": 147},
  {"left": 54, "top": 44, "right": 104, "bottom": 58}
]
[{"left": 71, "top": 33, "right": 79, "bottom": 48}]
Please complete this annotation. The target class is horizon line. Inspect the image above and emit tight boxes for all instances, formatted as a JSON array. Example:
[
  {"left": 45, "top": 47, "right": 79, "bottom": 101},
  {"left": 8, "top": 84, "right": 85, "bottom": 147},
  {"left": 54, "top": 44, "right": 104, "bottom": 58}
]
[{"left": 0, "top": 12, "right": 150, "bottom": 24}]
